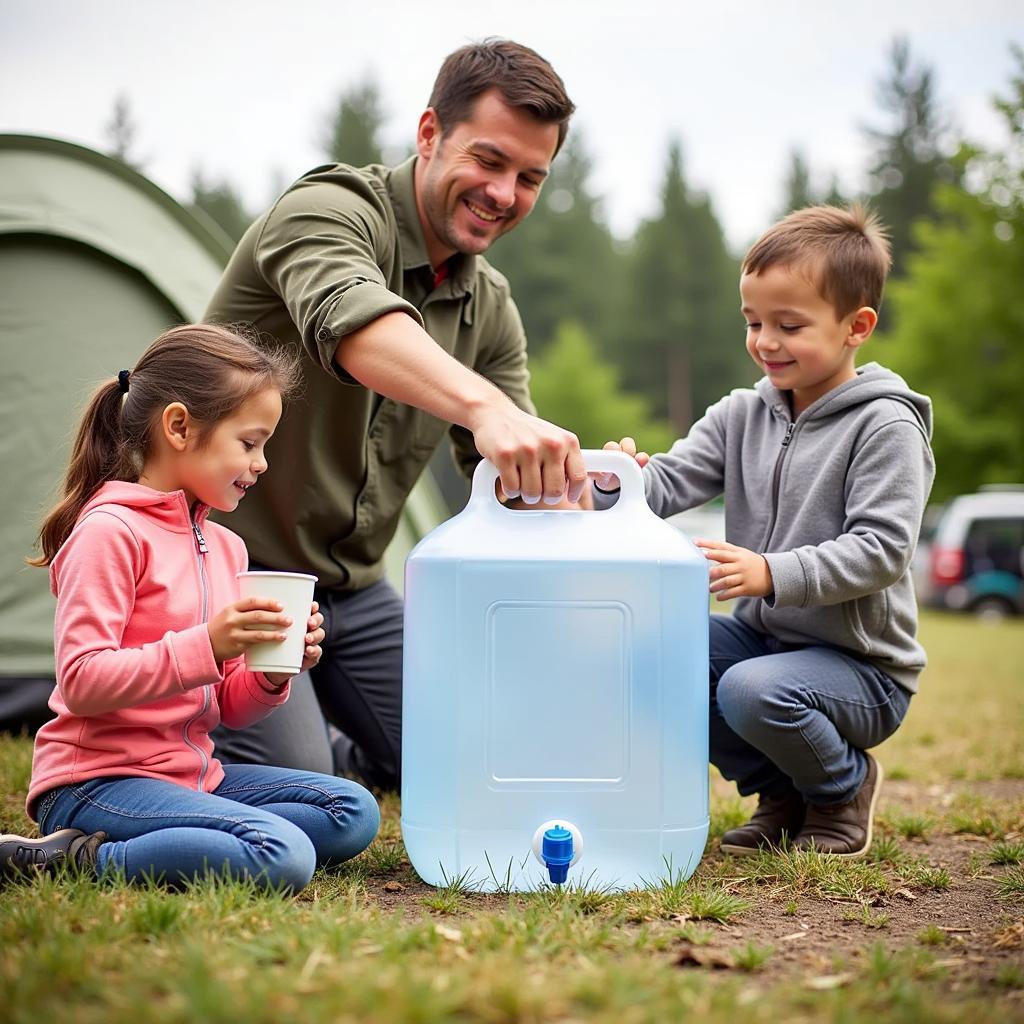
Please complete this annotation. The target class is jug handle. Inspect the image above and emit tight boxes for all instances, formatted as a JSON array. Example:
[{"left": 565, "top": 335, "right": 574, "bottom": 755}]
[{"left": 469, "top": 448, "right": 648, "bottom": 513}]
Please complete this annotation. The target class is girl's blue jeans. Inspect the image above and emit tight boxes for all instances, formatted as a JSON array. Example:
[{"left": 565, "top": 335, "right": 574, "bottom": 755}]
[
  {"left": 709, "top": 614, "right": 912, "bottom": 806},
  {"left": 35, "top": 764, "right": 380, "bottom": 893}
]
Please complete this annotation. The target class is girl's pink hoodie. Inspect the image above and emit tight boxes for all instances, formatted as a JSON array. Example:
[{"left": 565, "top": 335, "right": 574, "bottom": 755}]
[{"left": 27, "top": 482, "right": 291, "bottom": 818}]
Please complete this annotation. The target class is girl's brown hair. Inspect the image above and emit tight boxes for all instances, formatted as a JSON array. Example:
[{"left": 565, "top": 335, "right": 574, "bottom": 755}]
[{"left": 29, "top": 323, "right": 300, "bottom": 566}]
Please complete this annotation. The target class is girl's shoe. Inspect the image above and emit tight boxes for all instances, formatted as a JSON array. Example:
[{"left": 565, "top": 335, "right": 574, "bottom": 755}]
[
  {"left": 0, "top": 828, "right": 107, "bottom": 880},
  {"left": 720, "top": 787, "right": 805, "bottom": 856}
]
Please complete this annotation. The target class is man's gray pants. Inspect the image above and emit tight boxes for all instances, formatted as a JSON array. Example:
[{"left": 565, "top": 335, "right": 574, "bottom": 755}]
[{"left": 211, "top": 577, "right": 404, "bottom": 791}]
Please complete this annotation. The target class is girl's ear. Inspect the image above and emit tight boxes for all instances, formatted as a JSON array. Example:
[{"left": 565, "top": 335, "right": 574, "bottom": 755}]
[{"left": 161, "top": 402, "right": 192, "bottom": 452}]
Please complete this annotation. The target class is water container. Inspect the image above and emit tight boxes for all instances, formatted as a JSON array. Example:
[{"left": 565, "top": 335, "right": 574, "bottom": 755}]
[{"left": 401, "top": 450, "right": 709, "bottom": 892}]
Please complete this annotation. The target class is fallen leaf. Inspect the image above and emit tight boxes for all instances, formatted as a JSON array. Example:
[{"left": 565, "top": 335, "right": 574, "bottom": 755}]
[
  {"left": 675, "top": 942, "right": 735, "bottom": 970},
  {"left": 435, "top": 924, "right": 463, "bottom": 943},
  {"left": 383, "top": 881, "right": 404, "bottom": 893},
  {"left": 805, "top": 973, "right": 854, "bottom": 990},
  {"left": 893, "top": 888, "right": 917, "bottom": 901},
  {"left": 992, "top": 921, "right": 1024, "bottom": 949}
]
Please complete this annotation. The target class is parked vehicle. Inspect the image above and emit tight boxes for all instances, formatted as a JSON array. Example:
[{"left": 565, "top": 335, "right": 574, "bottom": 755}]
[{"left": 922, "top": 486, "right": 1024, "bottom": 620}]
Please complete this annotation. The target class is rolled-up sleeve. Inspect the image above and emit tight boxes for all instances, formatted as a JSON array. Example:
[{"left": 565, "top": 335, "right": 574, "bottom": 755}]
[{"left": 254, "top": 179, "right": 422, "bottom": 381}]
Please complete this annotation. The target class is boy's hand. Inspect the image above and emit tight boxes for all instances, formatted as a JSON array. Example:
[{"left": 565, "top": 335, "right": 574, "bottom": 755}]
[
  {"left": 263, "top": 603, "right": 325, "bottom": 688},
  {"left": 593, "top": 437, "right": 650, "bottom": 491},
  {"left": 695, "top": 540, "right": 773, "bottom": 601},
  {"left": 208, "top": 596, "right": 292, "bottom": 663}
]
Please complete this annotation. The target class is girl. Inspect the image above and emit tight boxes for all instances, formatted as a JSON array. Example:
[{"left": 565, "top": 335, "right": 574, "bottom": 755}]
[{"left": 0, "top": 324, "right": 379, "bottom": 892}]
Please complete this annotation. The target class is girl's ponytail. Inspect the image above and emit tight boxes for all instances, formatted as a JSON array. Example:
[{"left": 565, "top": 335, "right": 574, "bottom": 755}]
[{"left": 29, "top": 376, "right": 134, "bottom": 566}]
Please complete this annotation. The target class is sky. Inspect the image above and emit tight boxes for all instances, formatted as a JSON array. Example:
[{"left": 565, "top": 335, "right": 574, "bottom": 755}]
[{"left": 2, "top": 0, "right": 1022, "bottom": 252}]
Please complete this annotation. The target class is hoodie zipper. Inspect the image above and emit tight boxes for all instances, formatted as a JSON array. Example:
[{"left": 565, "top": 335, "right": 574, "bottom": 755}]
[
  {"left": 756, "top": 420, "right": 796, "bottom": 631},
  {"left": 184, "top": 514, "right": 211, "bottom": 791}
]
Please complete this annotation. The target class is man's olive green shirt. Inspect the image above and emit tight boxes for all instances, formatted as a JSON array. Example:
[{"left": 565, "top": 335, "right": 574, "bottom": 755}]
[{"left": 204, "top": 157, "right": 534, "bottom": 589}]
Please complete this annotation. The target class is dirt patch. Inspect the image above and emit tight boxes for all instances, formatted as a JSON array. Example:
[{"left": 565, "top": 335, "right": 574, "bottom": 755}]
[{"left": 353, "top": 779, "right": 1024, "bottom": 991}]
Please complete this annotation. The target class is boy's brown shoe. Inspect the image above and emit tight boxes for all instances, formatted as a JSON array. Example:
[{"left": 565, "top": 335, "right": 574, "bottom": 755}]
[
  {"left": 794, "top": 753, "right": 883, "bottom": 859},
  {"left": 720, "top": 787, "right": 805, "bottom": 856}
]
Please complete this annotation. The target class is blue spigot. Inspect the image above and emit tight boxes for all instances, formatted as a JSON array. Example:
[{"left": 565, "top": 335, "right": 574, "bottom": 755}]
[{"left": 541, "top": 825, "right": 574, "bottom": 885}]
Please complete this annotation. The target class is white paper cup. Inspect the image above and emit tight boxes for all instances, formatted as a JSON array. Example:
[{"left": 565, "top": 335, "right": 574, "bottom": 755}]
[{"left": 236, "top": 571, "right": 318, "bottom": 675}]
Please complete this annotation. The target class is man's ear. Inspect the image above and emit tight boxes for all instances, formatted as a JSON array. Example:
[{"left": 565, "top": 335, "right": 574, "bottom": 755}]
[
  {"left": 847, "top": 306, "right": 878, "bottom": 350},
  {"left": 161, "top": 402, "right": 192, "bottom": 452},
  {"left": 416, "top": 108, "right": 441, "bottom": 159}
]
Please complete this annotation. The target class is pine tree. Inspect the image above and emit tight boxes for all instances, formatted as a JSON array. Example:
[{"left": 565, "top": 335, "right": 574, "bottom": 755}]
[
  {"left": 189, "top": 171, "right": 253, "bottom": 243},
  {"left": 488, "top": 131, "right": 622, "bottom": 356},
  {"left": 616, "top": 141, "right": 744, "bottom": 435},
  {"left": 881, "top": 46, "right": 1024, "bottom": 499},
  {"left": 864, "top": 37, "right": 958, "bottom": 278},
  {"left": 323, "top": 78, "right": 385, "bottom": 166},
  {"left": 105, "top": 94, "right": 141, "bottom": 170},
  {"left": 778, "top": 148, "right": 817, "bottom": 216}
]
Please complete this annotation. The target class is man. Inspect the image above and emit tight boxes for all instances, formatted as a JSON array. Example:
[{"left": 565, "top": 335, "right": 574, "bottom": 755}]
[{"left": 205, "top": 39, "right": 584, "bottom": 789}]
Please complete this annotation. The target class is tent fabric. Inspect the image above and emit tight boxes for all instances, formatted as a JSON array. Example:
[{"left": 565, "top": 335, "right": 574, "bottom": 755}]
[{"left": 0, "top": 134, "right": 444, "bottom": 702}]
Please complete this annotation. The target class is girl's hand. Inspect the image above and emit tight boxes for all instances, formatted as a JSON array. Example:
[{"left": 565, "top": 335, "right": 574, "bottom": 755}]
[
  {"left": 695, "top": 539, "right": 773, "bottom": 601},
  {"left": 263, "top": 603, "right": 325, "bottom": 688},
  {"left": 207, "top": 596, "right": 292, "bottom": 663},
  {"left": 593, "top": 437, "right": 650, "bottom": 491}
]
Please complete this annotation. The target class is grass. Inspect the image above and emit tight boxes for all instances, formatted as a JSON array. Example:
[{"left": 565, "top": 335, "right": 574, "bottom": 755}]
[
  {"left": 875, "top": 611, "right": 1024, "bottom": 782},
  {"left": 1, "top": 609, "right": 1022, "bottom": 1021}
]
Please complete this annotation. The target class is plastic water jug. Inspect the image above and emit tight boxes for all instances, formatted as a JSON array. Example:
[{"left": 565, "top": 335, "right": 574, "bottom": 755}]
[{"left": 401, "top": 450, "right": 709, "bottom": 892}]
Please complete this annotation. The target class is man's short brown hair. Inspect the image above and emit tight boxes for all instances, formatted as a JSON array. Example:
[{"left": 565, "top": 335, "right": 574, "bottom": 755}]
[
  {"left": 428, "top": 38, "right": 575, "bottom": 154},
  {"left": 742, "top": 205, "right": 892, "bottom": 318}
]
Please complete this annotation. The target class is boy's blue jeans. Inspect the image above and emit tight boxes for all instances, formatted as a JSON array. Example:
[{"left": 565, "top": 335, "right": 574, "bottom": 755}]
[
  {"left": 710, "top": 615, "right": 911, "bottom": 807},
  {"left": 35, "top": 764, "right": 380, "bottom": 893}
]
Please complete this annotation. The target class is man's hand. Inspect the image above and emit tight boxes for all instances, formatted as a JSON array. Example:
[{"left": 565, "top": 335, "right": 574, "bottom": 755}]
[
  {"left": 469, "top": 398, "right": 586, "bottom": 505},
  {"left": 593, "top": 437, "right": 650, "bottom": 492},
  {"left": 695, "top": 539, "right": 773, "bottom": 601}
]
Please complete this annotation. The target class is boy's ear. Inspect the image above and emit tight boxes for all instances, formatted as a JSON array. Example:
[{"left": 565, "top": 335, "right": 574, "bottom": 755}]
[
  {"left": 161, "top": 402, "right": 192, "bottom": 452},
  {"left": 847, "top": 306, "right": 878, "bottom": 349}
]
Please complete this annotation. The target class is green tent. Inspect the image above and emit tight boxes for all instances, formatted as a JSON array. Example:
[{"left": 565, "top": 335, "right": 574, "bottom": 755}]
[{"left": 0, "top": 134, "right": 444, "bottom": 726}]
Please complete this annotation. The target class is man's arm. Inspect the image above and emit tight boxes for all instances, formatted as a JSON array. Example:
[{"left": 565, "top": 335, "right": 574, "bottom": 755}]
[{"left": 334, "top": 311, "right": 585, "bottom": 504}]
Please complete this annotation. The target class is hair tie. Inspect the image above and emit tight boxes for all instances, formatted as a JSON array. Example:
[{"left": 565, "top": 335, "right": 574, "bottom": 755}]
[{"left": 117, "top": 369, "right": 131, "bottom": 393}]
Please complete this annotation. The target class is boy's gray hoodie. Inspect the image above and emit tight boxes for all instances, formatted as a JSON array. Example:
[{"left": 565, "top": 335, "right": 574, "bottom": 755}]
[{"left": 618, "top": 363, "right": 934, "bottom": 692}]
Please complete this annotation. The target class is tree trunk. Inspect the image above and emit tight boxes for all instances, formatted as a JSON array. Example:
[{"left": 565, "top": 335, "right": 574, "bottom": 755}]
[{"left": 668, "top": 343, "right": 692, "bottom": 437}]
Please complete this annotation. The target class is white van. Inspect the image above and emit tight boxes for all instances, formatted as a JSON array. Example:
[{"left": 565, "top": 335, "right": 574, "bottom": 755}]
[{"left": 923, "top": 486, "right": 1024, "bottom": 619}]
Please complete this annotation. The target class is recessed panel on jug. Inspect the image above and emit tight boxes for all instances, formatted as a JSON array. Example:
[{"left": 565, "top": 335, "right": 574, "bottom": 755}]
[{"left": 484, "top": 601, "right": 631, "bottom": 784}]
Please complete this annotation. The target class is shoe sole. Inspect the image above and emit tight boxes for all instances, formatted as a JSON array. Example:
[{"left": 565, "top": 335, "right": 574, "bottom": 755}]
[
  {"left": 801, "top": 755, "right": 885, "bottom": 861},
  {"left": 720, "top": 836, "right": 795, "bottom": 857},
  {"left": 719, "top": 842, "right": 759, "bottom": 857},
  {"left": 0, "top": 828, "right": 85, "bottom": 880}
]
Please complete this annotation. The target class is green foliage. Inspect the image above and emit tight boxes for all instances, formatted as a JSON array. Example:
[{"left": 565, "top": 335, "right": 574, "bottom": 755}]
[
  {"left": 489, "top": 132, "right": 622, "bottom": 357},
  {"left": 527, "top": 320, "right": 676, "bottom": 455},
  {"left": 322, "top": 77, "right": 385, "bottom": 166},
  {"left": 189, "top": 170, "right": 254, "bottom": 242},
  {"left": 880, "top": 46, "right": 1024, "bottom": 500}
]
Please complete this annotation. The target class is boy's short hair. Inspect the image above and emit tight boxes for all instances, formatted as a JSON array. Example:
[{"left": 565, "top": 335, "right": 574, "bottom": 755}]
[{"left": 742, "top": 204, "right": 892, "bottom": 318}]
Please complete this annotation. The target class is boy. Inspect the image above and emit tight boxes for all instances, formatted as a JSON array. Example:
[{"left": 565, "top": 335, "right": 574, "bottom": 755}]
[{"left": 594, "top": 205, "right": 934, "bottom": 858}]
